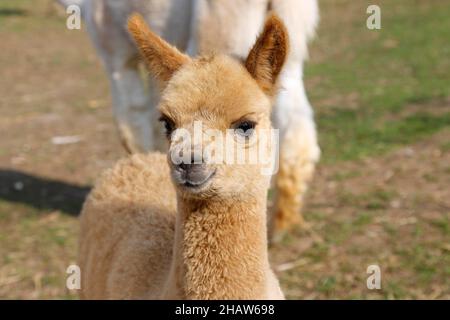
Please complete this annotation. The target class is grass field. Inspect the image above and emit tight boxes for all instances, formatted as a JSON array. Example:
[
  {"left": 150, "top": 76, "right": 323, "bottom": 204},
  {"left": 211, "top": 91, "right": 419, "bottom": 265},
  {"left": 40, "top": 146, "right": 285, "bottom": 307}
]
[{"left": 0, "top": 0, "right": 449, "bottom": 299}]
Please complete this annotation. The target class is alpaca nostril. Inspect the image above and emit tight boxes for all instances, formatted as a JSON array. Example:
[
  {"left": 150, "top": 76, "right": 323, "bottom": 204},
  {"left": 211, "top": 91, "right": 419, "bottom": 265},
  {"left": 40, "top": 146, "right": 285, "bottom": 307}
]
[
  {"left": 192, "top": 150, "right": 203, "bottom": 165},
  {"left": 178, "top": 162, "right": 203, "bottom": 172},
  {"left": 178, "top": 162, "right": 192, "bottom": 171}
]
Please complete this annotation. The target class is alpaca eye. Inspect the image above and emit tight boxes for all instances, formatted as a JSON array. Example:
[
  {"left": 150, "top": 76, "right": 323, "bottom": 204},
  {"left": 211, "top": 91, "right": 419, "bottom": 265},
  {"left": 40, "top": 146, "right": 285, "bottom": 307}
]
[
  {"left": 159, "top": 116, "right": 175, "bottom": 137},
  {"left": 233, "top": 120, "right": 256, "bottom": 138}
]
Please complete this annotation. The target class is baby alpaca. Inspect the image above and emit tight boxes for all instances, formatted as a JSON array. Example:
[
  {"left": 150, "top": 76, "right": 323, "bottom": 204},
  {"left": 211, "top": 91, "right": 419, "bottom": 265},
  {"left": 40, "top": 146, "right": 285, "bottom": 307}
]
[{"left": 79, "top": 14, "right": 289, "bottom": 299}]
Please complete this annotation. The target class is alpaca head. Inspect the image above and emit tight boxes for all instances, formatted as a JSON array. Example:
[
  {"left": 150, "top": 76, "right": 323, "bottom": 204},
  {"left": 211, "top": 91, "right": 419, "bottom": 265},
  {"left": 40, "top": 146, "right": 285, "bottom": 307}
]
[{"left": 128, "top": 14, "right": 288, "bottom": 200}]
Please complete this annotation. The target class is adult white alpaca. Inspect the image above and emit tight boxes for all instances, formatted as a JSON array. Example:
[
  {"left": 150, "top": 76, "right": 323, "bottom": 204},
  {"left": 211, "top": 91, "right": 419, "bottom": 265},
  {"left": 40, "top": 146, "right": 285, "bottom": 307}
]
[{"left": 61, "top": 0, "right": 320, "bottom": 232}]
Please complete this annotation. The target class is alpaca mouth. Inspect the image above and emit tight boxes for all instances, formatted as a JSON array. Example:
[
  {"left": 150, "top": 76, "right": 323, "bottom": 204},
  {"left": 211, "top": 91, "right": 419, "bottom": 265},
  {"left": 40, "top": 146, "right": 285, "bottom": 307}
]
[{"left": 182, "top": 169, "right": 216, "bottom": 190}]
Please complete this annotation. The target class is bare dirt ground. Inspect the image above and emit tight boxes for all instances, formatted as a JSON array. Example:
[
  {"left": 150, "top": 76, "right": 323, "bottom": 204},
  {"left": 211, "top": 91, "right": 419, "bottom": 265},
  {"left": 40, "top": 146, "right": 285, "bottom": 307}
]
[{"left": 0, "top": 0, "right": 448, "bottom": 299}]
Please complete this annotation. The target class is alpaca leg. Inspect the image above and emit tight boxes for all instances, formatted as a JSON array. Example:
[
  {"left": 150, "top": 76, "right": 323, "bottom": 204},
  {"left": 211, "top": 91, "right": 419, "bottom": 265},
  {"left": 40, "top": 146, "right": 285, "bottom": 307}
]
[
  {"left": 268, "top": 0, "right": 320, "bottom": 234},
  {"left": 270, "top": 66, "right": 320, "bottom": 234},
  {"left": 83, "top": 1, "right": 163, "bottom": 153},
  {"left": 106, "top": 61, "right": 163, "bottom": 153},
  {"left": 274, "top": 116, "right": 319, "bottom": 231}
]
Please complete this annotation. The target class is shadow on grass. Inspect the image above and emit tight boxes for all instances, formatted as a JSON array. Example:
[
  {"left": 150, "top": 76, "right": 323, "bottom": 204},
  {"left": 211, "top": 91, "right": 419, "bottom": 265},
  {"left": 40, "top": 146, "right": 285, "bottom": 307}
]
[
  {"left": 0, "top": 169, "right": 90, "bottom": 216},
  {"left": 0, "top": 8, "right": 27, "bottom": 17}
]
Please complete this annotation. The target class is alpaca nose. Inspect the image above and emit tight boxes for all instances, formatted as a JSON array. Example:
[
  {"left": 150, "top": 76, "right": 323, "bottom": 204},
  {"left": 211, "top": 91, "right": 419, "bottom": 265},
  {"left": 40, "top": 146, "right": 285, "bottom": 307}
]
[
  {"left": 175, "top": 151, "right": 214, "bottom": 186},
  {"left": 178, "top": 161, "right": 202, "bottom": 172}
]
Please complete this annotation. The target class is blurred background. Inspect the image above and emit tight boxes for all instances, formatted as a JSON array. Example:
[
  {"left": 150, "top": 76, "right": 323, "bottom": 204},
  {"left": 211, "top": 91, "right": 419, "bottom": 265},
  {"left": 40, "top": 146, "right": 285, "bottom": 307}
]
[{"left": 0, "top": 0, "right": 448, "bottom": 299}]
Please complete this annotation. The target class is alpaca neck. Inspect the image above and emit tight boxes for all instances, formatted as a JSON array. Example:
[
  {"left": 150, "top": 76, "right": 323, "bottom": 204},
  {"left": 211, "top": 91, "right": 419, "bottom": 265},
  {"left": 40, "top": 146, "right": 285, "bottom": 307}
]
[{"left": 163, "top": 191, "right": 272, "bottom": 299}]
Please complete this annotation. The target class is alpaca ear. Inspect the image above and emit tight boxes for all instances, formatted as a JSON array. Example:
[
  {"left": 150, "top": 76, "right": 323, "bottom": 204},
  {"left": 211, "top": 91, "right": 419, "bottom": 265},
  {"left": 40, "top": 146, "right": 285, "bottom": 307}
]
[
  {"left": 245, "top": 14, "right": 289, "bottom": 96},
  {"left": 127, "top": 14, "right": 190, "bottom": 87}
]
